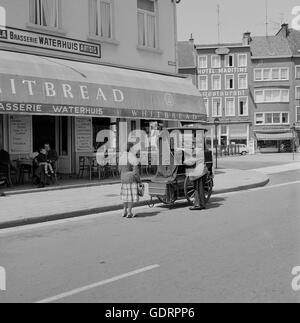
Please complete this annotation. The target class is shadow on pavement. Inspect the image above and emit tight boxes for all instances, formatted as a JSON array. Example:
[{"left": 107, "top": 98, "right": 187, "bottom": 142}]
[
  {"left": 206, "top": 196, "right": 226, "bottom": 210},
  {"left": 134, "top": 211, "right": 161, "bottom": 218}
]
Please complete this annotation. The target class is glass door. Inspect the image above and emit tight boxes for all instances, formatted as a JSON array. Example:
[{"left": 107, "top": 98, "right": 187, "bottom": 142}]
[{"left": 56, "top": 116, "right": 72, "bottom": 174}]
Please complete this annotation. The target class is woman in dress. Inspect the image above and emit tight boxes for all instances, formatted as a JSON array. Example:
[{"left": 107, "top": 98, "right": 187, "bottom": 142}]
[{"left": 119, "top": 143, "right": 141, "bottom": 218}]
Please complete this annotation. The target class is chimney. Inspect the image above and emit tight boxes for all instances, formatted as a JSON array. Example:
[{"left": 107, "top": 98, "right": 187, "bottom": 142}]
[
  {"left": 243, "top": 32, "right": 251, "bottom": 46},
  {"left": 189, "top": 33, "right": 194, "bottom": 45},
  {"left": 281, "top": 23, "right": 289, "bottom": 37}
]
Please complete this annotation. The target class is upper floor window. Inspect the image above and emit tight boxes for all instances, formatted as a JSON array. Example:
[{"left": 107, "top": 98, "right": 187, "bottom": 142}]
[
  {"left": 255, "top": 112, "right": 289, "bottom": 125},
  {"left": 225, "top": 97, "right": 236, "bottom": 116},
  {"left": 296, "top": 66, "right": 300, "bottom": 79},
  {"left": 225, "top": 74, "right": 234, "bottom": 90},
  {"left": 89, "top": 0, "right": 113, "bottom": 39},
  {"left": 203, "top": 98, "right": 209, "bottom": 117},
  {"left": 238, "top": 54, "right": 247, "bottom": 67},
  {"left": 254, "top": 67, "right": 289, "bottom": 81},
  {"left": 198, "top": 56, "right": 207, "bottom": 69},
  {"left": 211, "top": 74, "right": 221, "bottom": 90},
  {"left": 254, "top": 89, "right": 289, "bottom": 103},
  {"left": 212, "top": 98, "right": 222, "bottom": 117},
  {"left": 211, "top": 55, "right": 221, "bottom": 68},
  {"left": 199, "top": 76, "right": 208, "bottom": 91},
  {"left": 30, "top": 0, "right": 61, "bottom": 29},
  {"left": 238, "top": 97, "right": 248, "bottom": 116},
  {"left": 238, "top": 74, "right": 248, "bottom": 89},
  {"left": 137, "top": 0, "right": 157, "bottom": 49},
  {"left": 296, "top": 107, "right": 300, "bottom": 123},
  {"left": 225, "top": 54, "right": 234, "bottom": 67}
]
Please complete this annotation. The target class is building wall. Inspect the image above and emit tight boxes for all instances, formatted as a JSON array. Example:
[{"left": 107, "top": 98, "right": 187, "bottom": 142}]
[
  {"left": 0, "top": 0, "right": 177, "bottom": 74},
  {"left": 196, "top": 46, "right": 253, "bottom": 149}
]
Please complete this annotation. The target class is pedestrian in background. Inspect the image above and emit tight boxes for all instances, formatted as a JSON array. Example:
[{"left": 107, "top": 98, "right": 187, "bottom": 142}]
[{"left": 119, "top": 143, "right": 141, "bottom": 219}]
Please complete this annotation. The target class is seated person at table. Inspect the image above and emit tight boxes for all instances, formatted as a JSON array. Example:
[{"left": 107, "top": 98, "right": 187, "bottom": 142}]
[
  {"left": 44, "top": 143, "right": 58, "bottom": 169},
  {"left": 36, "top": 148, "right": 54, "bottom": 177}
]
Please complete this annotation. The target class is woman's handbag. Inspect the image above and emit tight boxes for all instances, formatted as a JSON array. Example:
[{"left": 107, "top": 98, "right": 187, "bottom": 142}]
[{"left": 138, "top": 183, "right": 145, "bottom": 197}]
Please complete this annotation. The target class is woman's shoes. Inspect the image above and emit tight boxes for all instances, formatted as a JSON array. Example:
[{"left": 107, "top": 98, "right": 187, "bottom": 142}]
[
  {"left": 122, "top": 212, "right": 128, "bottom": 218},
  {"left": 126, "top": 213, "right": 134, "bottom": 219}
]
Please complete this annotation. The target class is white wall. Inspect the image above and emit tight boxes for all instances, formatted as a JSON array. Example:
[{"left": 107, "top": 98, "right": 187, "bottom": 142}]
[{"left": 0, "top": 0, "right": 177, "bottom": 74}]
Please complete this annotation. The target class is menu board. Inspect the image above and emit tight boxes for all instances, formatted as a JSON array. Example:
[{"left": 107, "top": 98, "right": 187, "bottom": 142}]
[
  {"left": 9, "top": 115, "right": 32, "bottom": 154},
  {"left": 75, "top": 117, "right": 93, "bottom": 152}
]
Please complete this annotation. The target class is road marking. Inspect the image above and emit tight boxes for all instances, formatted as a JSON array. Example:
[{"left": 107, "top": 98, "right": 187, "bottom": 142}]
[{"left": 36, "top": 264, "right": 160, "bottom": 303}]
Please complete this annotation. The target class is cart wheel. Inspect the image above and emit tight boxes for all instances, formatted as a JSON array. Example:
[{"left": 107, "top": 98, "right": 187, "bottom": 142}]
[
  {"left": 184, "top": 175, "right": 214, "bottom": 205},
  {"left": 204, "top": 174, "right": 214, "bottom": 203},
  {"left": 157, "top": 195, "right": 176, "bottom": 207}
]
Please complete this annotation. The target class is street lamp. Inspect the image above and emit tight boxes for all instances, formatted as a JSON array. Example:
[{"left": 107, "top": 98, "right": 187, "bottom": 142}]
[
  {"left": 214, "top": 118, "right": 221, "bottom": 169},
  {"left": 291, "top": 123, "right": 296, "bottom": 161}
]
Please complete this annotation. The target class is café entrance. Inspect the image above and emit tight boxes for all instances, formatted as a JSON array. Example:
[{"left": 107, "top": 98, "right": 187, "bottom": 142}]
[{"left": 32, "top": 116, "right": 73, "bottom": 174}]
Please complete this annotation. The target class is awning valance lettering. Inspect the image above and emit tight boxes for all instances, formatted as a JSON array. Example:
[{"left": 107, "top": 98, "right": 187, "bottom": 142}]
[{"left": 0, "top": 51, "right": 207, "bottom": 122}]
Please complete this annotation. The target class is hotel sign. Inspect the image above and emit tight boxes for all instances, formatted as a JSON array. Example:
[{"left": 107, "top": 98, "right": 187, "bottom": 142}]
[{"left": 0, "top": 26, "right": 101, "bottom": 58}]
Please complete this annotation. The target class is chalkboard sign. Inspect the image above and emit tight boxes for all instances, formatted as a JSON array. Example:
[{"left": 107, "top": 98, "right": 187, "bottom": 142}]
[{"left": 75, "top": 117, "right": 93, "bottom": 153}]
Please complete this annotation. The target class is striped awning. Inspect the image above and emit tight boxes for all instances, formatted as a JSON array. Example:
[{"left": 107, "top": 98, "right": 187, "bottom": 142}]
[{"left": 256, "top": 132, "right": 294, "bottom": 141}]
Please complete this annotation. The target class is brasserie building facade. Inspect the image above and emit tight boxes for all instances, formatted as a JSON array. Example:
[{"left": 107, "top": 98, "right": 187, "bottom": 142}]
[{"left": 0, "top": 0, "right": 206, "bottom": 175}]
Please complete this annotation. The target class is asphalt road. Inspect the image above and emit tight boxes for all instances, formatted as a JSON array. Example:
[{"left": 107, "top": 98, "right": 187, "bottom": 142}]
[{"left": 0, "top": 167, "right": 300, "bottom": 303}]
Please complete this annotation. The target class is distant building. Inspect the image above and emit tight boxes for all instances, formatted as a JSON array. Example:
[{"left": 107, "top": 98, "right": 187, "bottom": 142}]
[
  {"left": 249, "top": 24, "right": 297, "bottom": 153},
  {"left": 179, "top": 24, "right": 300, "bottom": 154}
]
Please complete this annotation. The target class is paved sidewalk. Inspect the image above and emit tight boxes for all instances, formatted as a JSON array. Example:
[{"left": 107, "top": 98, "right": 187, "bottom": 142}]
[{"left": 0, "top": 168, "right": 269, "bottom": 229}]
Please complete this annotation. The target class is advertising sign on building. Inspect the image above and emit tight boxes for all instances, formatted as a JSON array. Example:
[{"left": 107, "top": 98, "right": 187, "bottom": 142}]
[
  {"left": 0, "top": 26, "right": 101, "bottom": 58},
  {"left": 9, "top": 115, "right": 32, "bottom": 154},
  {"left": 75, "top": 117, "right": 93, "bottom": 153}
]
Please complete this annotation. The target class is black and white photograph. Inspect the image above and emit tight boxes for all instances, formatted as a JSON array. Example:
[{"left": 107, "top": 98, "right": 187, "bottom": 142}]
[{"left": 0, "top": 0, "right": 300, "bottom": 307}]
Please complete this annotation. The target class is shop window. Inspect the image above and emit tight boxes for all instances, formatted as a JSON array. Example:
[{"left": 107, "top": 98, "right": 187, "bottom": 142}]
[
  {"left": 30, "top": 0, "right": 61, "bottom": 29},
  {"left": 211, "top": 55, "right": 221, "bottom": 68},
  {"left": 238, "top": 74, "right": 248, "bottom": 89},
  {"left": 89, "top": 0, "right": 113, "bottom": 39},
  {"left": 199, "top": 75, "right": 208, "bottom": 91},
  {"left": 211, "top": 75, "right": 221, "bottom": 90},
  {"left": 225, "top": 75, "right": 234, "bottom": 90},
  {"left": 137, "top": 0, "right": 157, "bottom": 49},
  {"left": 225, "top": 54, "right": 234, "bottom": 67},
  {"left": 212, "top": 98, "right": 222, "bottom": 117},
  {"left": 238, "top": 54, "right": 247, "bottom": 67},
  {"left": 198, "top": 56, "right": 207, "bottom": 69},
  {"left": 32, "top": 116, "right": 56, "bottom": 152},
  {"left": 239, "top": 97, "right": 248, "bottom": 116},
  {"left": 225, "top": 98, "right": 235, "bottom": 116}
]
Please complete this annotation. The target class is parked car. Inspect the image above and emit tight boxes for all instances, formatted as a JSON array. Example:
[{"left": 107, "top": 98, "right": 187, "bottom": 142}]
[{"left": 236, "top": 144, "right": 249, "bottom": 156}]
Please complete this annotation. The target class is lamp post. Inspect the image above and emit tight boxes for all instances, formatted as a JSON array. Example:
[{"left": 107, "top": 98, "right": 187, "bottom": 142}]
[
  {"left": 291, "top": 123, "right": 296, "bottom": 161},
  {"left": 214, "top": 118, "right": 221, "bottom": 169}
]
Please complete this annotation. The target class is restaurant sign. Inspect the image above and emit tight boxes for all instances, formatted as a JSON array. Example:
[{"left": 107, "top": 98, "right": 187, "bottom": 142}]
[{"left": 0, "top": 26, "right": 101, "bottom": 58}]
